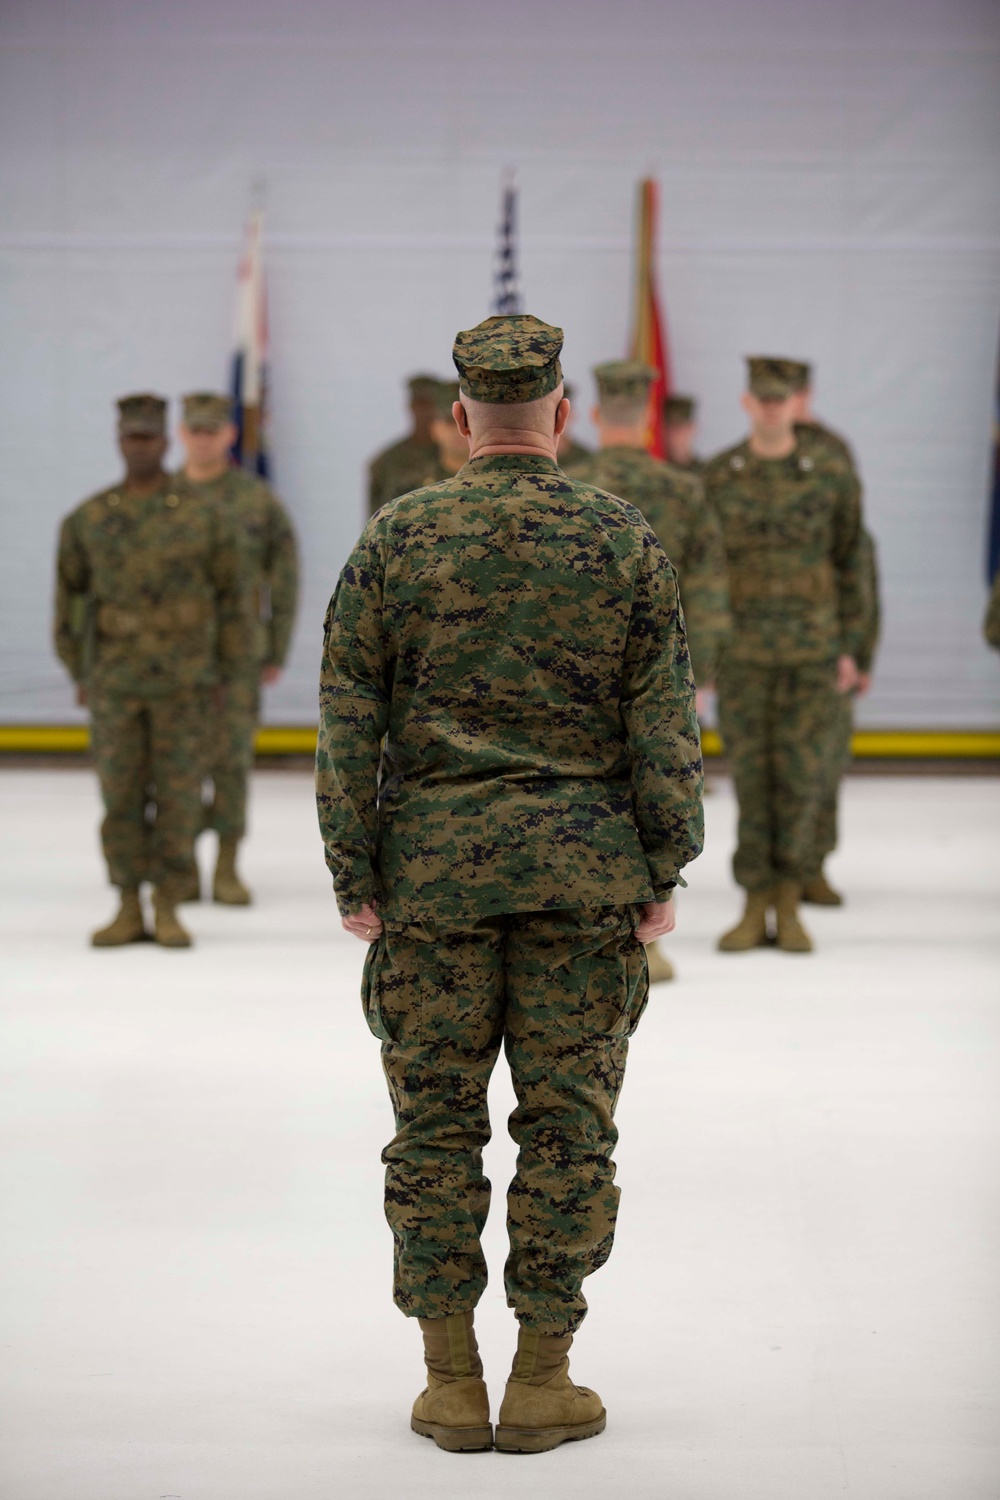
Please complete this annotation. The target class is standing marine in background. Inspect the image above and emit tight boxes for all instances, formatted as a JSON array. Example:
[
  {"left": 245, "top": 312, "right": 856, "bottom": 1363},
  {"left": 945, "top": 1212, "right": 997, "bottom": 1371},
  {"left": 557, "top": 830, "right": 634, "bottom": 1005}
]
[
  {"left": 662, "top": 394, "right": 704, "bottom": 476},
  {"left": 565, "top": 361, "right": 729, "bottom": 984},
  {"left": 177, "top": 393, "right": 299, "bottom": 905},
  {"left": 789, "top": 360, "right": 858, "bottom": 471},
  {"left": 428, "top": 380, "right": 466, "bottom": 479},
  {"left": 783, "top": 359, "right": 880, "bottom": 906},
  {"left": 704, "top": 357, "right": 865, "bottom": 954},
  {"left": 368, "top": 374, "right": 442, "bottom": 517},
  {"left": 54, "top": 395, "right": 249, "bottom": 948},
  {"left": 555, "top": 381, "right": 592, "bottom": 469}
]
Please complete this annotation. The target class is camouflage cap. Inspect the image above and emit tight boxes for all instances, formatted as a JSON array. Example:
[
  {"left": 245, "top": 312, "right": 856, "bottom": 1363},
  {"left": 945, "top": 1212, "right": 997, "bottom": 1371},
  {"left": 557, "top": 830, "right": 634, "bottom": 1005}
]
[
  {"left": 593, "top": 360, "right": 656, "bottom": 401},
  {"left": 117, "top": 393, "right": 167, "bottom": 436},
  {"left": 430, "top": 379, "right": 461, "bottom": 418},
  {"left": 408, "top": 373, "right": 440, "bottom": 401},
  {"left": 182, "top": 391, "right": 233, "bottom": 431},
  {"left": 663, "top": 394, "right": 696, "bottom": 425},
  {"left": 785, "top": 360, "right": 812, "bottom": 393},
  {"left": 452, "top": 314, "right": 563, "bottom": 404},
  {"left": 746, "top": 357, "right": 804, "bottom": 399}
]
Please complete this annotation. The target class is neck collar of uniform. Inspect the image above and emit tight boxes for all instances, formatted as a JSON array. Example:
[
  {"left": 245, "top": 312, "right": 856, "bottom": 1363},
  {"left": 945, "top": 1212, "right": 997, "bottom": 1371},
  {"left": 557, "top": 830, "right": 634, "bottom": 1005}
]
[{"left": 460, "top": 454, "right": 561, "bottom": 478}]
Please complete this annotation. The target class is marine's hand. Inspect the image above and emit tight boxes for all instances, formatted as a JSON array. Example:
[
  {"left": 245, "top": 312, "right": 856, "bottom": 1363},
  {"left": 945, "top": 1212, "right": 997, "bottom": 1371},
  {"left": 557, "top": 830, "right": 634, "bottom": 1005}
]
[
  {"left": 75, "top": 684, "right": 88, "bottom": 708},
  {"left": 261, "top": 664, "right": 282, "bottom": 685},
  {"left": 856, "top": 671, "right": 872, "bottom": 697},
  {"left": 635, "top": 899, "right": 675, "bottom": 942},
  {"left": 836, "top": 654, "right": 860, "bottom": 694},
  {"left": 343, "top": 902, "right": 383, "bottom": 943}
]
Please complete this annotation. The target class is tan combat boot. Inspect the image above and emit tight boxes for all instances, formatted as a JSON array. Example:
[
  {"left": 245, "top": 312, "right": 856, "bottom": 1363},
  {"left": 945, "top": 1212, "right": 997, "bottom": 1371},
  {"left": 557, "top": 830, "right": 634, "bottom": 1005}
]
[
  {"left": 91, "top": 889, "right": 147, "bottom": 947},
  {"left": 410, "top": 1311, "right": 492, "bottom": 1452},
  {"left": 213, "top": 836, "right": 251, "bottom": 905},
  {"left": 153, "top": 888, "right": 193, "bottom": 948},
  {"left": 801, "top": 868, "right": 843, "bottom": 906},
  {"left": 717, "top": 889, "right": 772, "bottom": 952},
  {"left": 645, "top": 940, "right": 675, "bottom": 983},
  {"left": 495, "top": 1327, "right": 606, "bottom": 1454},
  {"left": 774, "top": 880, "right": 813, "bottom": 952}
]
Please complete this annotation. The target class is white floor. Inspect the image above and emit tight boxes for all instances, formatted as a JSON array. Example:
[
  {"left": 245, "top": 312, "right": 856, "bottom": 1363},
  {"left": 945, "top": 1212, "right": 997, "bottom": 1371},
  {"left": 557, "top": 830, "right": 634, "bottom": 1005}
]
[{"left": 1, "top": 770, "right": 998, "bottom": 1500}]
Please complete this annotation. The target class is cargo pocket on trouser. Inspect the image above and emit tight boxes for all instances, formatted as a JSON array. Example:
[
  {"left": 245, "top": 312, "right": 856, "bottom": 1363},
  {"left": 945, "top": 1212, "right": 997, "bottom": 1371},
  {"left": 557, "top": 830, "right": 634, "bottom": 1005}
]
[
  {"left": 361, "top": 933, "right": 393, "bottom": 1042},
  {"left": 584, "top": 906, "right": 650, "bottom": 1039}
]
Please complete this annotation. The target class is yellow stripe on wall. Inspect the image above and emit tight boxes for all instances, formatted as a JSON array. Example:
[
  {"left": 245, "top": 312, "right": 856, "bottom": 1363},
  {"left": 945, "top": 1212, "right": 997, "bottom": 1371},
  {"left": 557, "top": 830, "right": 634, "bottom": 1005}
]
[{"left": 1, "top": 725, "right": 999, "bottom": 759}]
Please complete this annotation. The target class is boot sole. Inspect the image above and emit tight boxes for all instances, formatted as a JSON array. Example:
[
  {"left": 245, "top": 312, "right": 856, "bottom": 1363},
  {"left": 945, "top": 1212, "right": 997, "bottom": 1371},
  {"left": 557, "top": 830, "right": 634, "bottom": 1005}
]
[
  {"left": 410, "top": 1418, "right": 493, "bottom": 1452},
  {"left": 495, "top": 1412, "right": 606, "bottom": 1453},
  {"left": 212, "top": 892, "right": 252, "bottom": 906}
]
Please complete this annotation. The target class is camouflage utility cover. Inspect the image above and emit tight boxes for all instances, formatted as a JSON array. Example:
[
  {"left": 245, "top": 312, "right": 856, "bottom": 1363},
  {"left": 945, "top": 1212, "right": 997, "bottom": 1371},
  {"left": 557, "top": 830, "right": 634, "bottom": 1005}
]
[
  {"left": 180, "top": 465, "right": 299, "bottom": 667},
  {"left": 453, "top": 315, "right": 563, "bottom": 404},
  {"left": 117, "top": 393, "right": 167, "bottom": 435},
  {"left": 703, "top": 440, "right": 865, "bottom": 665},
  {"left": 54, "top": 476, "right": 249, "bottom": 694},
  {"left": 746, "top": 357, "right": 803, "bottom": 399},
  {"left": 368, "top": 434, "right": 444, "bottom": 517},
  {"left": 431, "top": 379, "right": 461, "bottom": 417},
  {"left": 564, "top": 445, "right": 729, "bottom": 685},
  {"left": 408, "top": 373, "right": 440, "bottom": 400},
  {"left": 593, "top": 361, "right": 656, "bottom": 401},
  {"left": 182, "top": 392, "right": 232, "bottom": 430},
  {"left": 317, "top": 454, "right": 703, "bottom": 921},
  {"left": 663, "top": 394, "right": 696, "bottom": 425}
]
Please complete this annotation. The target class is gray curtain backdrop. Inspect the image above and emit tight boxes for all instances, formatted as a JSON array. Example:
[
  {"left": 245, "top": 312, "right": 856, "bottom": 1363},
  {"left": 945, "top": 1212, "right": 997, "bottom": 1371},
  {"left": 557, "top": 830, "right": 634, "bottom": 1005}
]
[{"left": 2, "top": 0, "right": 999, "bottom": 727}]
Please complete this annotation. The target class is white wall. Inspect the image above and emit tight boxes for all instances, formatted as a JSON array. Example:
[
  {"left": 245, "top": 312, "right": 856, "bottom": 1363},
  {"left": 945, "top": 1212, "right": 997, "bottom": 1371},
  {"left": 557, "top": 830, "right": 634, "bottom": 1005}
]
[{"left": 2, "top": 0, "right": 999, "bottom": 727}]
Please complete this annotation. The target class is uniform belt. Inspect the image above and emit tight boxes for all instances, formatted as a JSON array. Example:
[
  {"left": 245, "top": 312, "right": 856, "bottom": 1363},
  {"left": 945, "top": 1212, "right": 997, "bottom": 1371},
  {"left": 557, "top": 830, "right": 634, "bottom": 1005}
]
[
  {"left": 96, "top": 599, "right": 211, "bottom": 637},
  {"left": 729, "top": 561, "right": 834, "bottom": 607}
]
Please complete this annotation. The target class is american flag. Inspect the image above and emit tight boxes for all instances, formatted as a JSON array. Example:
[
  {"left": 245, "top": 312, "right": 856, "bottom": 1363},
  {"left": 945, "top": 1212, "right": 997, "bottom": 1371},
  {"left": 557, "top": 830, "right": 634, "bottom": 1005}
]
[{"left": 492, "top": 170, "right": 523, "bottom": 315}]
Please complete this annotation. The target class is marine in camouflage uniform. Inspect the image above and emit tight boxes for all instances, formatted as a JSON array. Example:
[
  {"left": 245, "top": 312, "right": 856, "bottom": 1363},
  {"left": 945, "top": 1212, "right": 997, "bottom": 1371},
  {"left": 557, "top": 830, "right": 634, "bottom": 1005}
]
[
  {"left": 566, "top": 365, "right": 729, "bottom": 689},
  {"left": 427, "top": 378, "right": 468, "bottom": 478},
  {"left": 317, "top": 315, "right": 702, "bottom": 1452},
  {"left": 177, "top": 393, "right": 299, "bottom": 904},
  {"left": 986, "top": 567, "right": 1000, "bottom": 649},
  {"left": 783, "top": 360, "right": 875, "bottom": 905},
  {"left": 566, "top": 363, "right": 727, "bottom": 987},
  {"left": 54, "top": 395, "right": 249, "bottom": 948},
  {"left": 368, "top": 373, "right": 445, "bottom": 517},
  {"left": 663, "top": 394, "right": 705, "bottom": 476},
  {"left": 705, "top": 357, "right": 865, "bottom": 953},
  {"left": 556, "top": 381, "right": 593, "bottom": 469}
]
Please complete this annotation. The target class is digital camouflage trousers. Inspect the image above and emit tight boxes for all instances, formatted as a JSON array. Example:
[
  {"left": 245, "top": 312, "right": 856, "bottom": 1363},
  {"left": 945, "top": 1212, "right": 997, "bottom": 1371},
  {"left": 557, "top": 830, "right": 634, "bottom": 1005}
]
[
  {"left": 718, "top": 660, "right": 840, "bottom": 890},
  {"left": 204, "top": 673, "right": 260, "bottom": 839},
  {"left": 361, "top": 904, "right": 649, "bottom": 1336},
  {"left": 90, "top": 686, "right": 211, "bottom": 892}
]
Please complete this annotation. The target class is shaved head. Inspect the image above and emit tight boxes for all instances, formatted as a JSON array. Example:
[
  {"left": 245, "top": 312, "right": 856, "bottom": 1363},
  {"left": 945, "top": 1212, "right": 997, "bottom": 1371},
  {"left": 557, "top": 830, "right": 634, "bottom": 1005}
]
[
  {"left": 453, "top": 383, "right": 569, "bottom": 461},
  {"left": 459, "top": 383, "right": 565, "bottom": 436}
]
